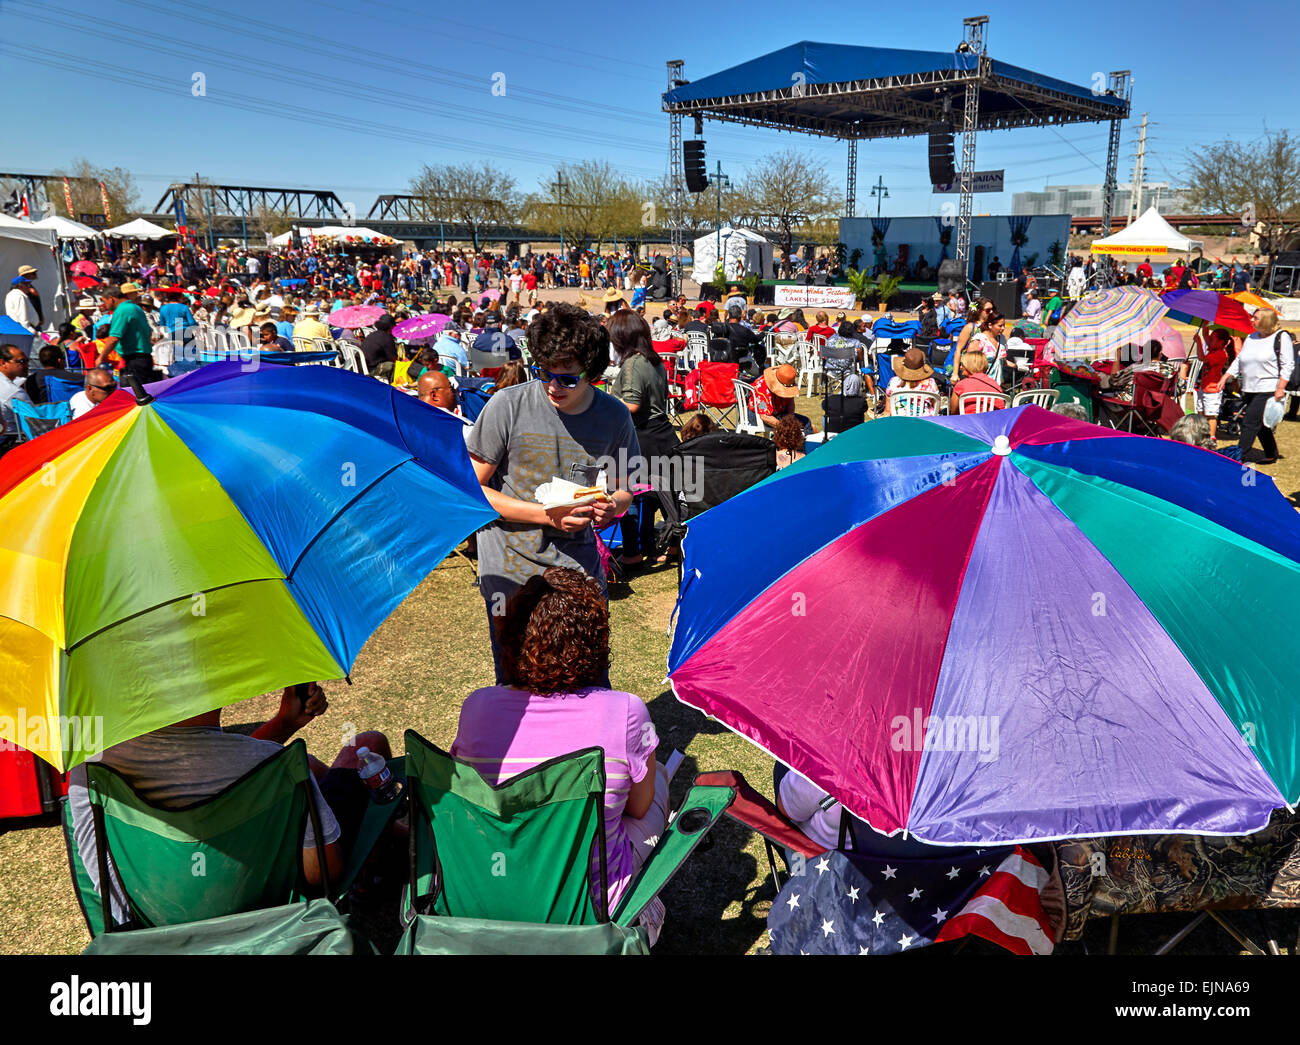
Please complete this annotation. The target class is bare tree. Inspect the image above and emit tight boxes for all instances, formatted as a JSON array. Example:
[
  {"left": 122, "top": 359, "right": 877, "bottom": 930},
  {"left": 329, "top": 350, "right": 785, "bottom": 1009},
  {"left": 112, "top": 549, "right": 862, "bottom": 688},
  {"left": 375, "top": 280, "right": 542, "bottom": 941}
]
[
  {"left": 1184, "top": 130, "right": 1300, "bottom": 260},
  {"left": 539, "top": 160, "right": 640, "bottom": 251},
  {"left": 46, "top": 158, "right": 140, "bottom": 224},
  {"left": 733, "top": 149, "right": 836, "bottom": 261},
  {"left": 410, "top": 162, "right": 519, "bottom": 226}
]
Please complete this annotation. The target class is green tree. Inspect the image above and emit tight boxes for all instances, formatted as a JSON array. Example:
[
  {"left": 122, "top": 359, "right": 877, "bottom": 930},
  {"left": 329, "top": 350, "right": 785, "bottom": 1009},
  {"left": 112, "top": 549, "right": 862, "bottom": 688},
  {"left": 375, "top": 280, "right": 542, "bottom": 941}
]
[
  {"left": 732, "top": 149, "right": 836, "bottom": 262},
  {"left": 1183, "top": 130, "right": 1300, "bottom": 260},
  {"left": 47, "top": 158, "right": 140, "bottom": 224}
]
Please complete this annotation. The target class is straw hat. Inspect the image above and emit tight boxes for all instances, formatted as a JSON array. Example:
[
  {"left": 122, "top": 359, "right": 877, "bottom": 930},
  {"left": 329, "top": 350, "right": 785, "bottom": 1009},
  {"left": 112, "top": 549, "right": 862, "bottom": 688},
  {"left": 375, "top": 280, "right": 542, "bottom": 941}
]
[
  {"left": 226, "top": 305, "right": 256, "bottom": 327},
  {"left": 119, "top": 281, "right": 142, "bottom": 296},
  {"left": 892, "top": 347, "right": 934, "bottom": 382},
  {"left": 602, "top": 287, "right": 624, "bottom": 303},
  {"left": 762, "top": 364, "right": 799, "bottom": 399}
]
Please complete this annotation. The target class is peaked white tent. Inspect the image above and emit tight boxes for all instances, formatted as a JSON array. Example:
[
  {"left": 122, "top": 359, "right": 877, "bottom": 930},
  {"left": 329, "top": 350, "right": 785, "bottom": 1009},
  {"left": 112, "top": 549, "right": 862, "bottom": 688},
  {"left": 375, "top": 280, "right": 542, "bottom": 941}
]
[
  {"left": 691, "top": 227, "right": 773, "bottom": 284},
  {"left": 0, "top": 216, "right": 70, "bottom": 329},
  {"left": 31, "top": 214, "right": 103, "bottom": 239},
  {"left": 1090, "top": 207, "right": 1197, "bottom": 257},
  {"left": 272, "top": 226, "right": 397, "bottom": 247},
  {"left": 104, "top": 217, "right": 175, "bottom": 240}
]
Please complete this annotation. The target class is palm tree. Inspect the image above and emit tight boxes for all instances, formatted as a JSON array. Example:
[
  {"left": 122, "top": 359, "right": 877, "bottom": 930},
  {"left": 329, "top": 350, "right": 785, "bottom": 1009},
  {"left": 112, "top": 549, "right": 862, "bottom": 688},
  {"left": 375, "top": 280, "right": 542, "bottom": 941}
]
[
  {"left": 845, "top": 267, "right": 876, "bottom": 307},
  {"left": 875, "top": 274, "right": 903, "bottom": 311}
]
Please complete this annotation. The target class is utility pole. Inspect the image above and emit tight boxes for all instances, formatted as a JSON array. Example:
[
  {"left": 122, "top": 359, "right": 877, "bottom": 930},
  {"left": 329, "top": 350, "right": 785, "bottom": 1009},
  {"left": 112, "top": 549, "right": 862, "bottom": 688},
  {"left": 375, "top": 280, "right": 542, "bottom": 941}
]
[
  {"left": 1128, "top": 113, "right": 1148, "bottom": 224},
  {"left": 550, "top": 173, "right": 569, "bottom": 261},
  {"left": 713, "top": 160, "right": 732, "bottom": 282},
  {"left": 870, "top": 175, "right": 889, "bottom": 219}
]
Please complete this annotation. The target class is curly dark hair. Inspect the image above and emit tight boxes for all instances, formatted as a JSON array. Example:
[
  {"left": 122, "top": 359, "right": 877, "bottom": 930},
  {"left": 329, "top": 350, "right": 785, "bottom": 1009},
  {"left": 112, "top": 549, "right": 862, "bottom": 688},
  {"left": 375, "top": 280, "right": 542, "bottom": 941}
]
[
  {"left": 772, "top": 415, "right": 805, "bottom": 454},
  {"left": 526, "top": 302, "right": 610, "bottom": 379},
  {"left": 497, "top": 567, "right": 609, "bottom": 693}
]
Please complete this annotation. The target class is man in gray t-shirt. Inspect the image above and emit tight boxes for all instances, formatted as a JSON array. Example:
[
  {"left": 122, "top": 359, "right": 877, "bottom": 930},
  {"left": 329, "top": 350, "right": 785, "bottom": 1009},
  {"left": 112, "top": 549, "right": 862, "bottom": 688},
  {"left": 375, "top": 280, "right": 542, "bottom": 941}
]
[{"left": 466, "top": 305, "right": 639, "bottom": 679}]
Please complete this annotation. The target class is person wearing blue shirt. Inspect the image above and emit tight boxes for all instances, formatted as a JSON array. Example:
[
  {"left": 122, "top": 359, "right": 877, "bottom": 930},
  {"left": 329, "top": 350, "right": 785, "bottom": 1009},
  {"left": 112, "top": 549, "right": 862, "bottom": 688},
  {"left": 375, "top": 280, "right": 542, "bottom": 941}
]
[
  {"left": 158, "top": 293, "right": 196, "bottom": 341},
  {"left": 433, "top": 329, "right": 470, "bottom": 371}
]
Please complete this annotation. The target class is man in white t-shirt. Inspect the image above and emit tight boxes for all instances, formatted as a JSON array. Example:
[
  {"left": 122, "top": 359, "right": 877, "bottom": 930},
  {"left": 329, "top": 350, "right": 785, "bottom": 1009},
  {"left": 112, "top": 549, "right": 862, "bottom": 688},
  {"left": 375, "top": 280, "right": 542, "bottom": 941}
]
[{"left": 69, "top": 370, "right": 118, "bottom": 419}]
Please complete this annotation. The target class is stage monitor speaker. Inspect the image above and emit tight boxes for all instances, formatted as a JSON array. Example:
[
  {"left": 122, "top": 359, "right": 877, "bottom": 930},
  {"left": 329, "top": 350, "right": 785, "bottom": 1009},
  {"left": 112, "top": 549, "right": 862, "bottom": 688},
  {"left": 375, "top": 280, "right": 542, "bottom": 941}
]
[
  {"left": 980, "top": 280, "right": 1020, "bottom": 319},
  {"left": 684, "top": 140, "right": 708, "bottom": 193},
  {"left": 928, "top": 126, "right": 955, "bottom": 185},
  {"left": 936, "top": 258, "right": 965, "bottom": 295},
  {"left": 972, "top": 244, "right": 986, "bottom": 284}
]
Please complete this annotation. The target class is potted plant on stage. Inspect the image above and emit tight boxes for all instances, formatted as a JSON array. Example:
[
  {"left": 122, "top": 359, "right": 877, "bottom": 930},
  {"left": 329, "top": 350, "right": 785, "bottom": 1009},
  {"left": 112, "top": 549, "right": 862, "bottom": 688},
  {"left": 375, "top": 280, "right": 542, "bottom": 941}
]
[
  {"left": 875, "top": 274, "right": 902, "bottom": 314},
  {"left": 846, "top": 267, "right": 876, "bottom": 309},
  {"left": 742, "top": 271, "right": 760, "bottom": 304}
]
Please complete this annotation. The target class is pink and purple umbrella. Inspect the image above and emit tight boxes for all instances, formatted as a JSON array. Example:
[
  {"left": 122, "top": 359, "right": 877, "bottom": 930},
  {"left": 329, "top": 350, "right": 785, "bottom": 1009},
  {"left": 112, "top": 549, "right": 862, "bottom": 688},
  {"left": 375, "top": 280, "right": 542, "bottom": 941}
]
[
  {"left": 668, "top": 407, "right": 1300, "bottom": 845},
  {"left": 327, "top": 305, "right": 386, "bottom": 329},
  {"left": 393, "top": 312, "right": 452, "bottom": 342},
  {"left": 1161, "top": 289, "right": 1253, "bottom": 334}
]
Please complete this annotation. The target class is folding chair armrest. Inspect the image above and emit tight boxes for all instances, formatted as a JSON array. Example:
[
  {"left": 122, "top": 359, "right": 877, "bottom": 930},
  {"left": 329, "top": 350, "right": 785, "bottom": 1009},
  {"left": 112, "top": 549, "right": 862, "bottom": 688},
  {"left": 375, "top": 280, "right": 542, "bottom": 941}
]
[
  {"left": 695, "top": 769, "right": 823, "bottom": 859},
  {"left": 611, "top": 783, "right": 734, "bottom": 926}
]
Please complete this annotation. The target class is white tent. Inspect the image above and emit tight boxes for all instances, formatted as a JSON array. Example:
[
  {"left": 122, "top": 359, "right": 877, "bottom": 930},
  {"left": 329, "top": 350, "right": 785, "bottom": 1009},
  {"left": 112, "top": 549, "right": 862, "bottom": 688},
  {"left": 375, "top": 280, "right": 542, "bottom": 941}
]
[
  {"left": 690, "top": 227, "right": 773, "bottom": 284},
  {"left": 104, "top": 217, "right": 175, "bottom": 240},
  {"left": 1091, "top": 207, "right": 1197, "bottom": 257},
  {"left": 273, "top": 225, "right": 396, "bottom": 247},
  {"left": 0, "top": 215, "right": 69, "bottom": 331},
  {"left": 32, "top": 214, "right": 103, "bottom": 239}
]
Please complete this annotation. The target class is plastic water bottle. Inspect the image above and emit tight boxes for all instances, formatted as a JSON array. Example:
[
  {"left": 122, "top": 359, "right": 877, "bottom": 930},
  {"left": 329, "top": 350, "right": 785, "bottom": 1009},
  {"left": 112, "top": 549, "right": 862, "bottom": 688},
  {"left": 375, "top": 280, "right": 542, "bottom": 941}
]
[{"left": 357, "top": 746, "right": 399, "bottom": 803}]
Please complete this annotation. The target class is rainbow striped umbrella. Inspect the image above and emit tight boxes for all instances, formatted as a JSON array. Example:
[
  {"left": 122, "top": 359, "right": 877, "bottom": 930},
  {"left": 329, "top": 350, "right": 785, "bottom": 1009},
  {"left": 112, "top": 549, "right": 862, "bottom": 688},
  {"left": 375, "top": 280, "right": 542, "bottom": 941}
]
[
  {"left": 0, "top": 363, "right": 495, "bottom": 771},
  {"left": 1049, "top": 286, "right": 1167, "bottom": 361},
  {"left": 668, "top": 408, "right": 1300, "bottom": 845}
]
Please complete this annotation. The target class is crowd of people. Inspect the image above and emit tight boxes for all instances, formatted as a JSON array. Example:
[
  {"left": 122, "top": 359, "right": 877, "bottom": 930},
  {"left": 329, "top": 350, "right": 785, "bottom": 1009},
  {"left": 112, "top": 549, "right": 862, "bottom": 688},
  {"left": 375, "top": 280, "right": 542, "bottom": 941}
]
[{"left": 2, "top": 227, "right": 1295, "bottom": 949}]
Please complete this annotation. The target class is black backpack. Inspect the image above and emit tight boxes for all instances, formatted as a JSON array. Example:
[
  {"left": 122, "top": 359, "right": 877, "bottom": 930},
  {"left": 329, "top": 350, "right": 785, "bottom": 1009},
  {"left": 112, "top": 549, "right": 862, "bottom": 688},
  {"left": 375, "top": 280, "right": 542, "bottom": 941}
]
[{"left": 1271, "top": 332, "right": 1300, "bottom": 393}]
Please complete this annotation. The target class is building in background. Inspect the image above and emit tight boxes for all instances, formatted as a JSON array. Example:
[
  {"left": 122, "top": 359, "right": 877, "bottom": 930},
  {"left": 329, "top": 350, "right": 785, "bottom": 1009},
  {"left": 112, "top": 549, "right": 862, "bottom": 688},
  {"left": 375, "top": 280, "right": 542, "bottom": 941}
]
[{"left": 1012, "top": 183, "right": 1192, "bottom": 218}]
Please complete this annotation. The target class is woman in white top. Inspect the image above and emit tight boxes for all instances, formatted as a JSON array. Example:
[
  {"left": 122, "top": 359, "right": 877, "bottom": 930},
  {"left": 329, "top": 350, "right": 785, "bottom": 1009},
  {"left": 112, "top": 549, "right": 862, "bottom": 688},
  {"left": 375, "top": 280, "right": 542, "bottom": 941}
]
[
  {"left": 970, "top": 309, "right": 1009, "bottom": 386},
  {"left": 1224, "top": 307, "right": 1293, "bottom": 464}
]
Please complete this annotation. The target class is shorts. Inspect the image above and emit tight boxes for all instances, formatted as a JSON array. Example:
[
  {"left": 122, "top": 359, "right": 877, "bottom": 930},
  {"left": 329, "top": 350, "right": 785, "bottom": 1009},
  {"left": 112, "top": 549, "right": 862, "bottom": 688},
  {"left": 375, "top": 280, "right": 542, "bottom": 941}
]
[{"left": 1196, "top": 389, "right": 1222, "bottom": 417}]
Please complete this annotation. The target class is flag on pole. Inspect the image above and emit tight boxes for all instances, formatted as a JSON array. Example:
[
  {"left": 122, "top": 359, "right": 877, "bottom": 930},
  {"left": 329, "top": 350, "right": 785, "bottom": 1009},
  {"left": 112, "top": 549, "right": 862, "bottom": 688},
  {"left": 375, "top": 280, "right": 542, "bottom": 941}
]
[
  {"left": 63, "top": 177, "right": 74, "bottom": 217},
  {"left": 99, "top": 181, "right": 113, "bottom": 225},
  {"left": 20, "top": 193, "right": 29, "bottom": 218}
]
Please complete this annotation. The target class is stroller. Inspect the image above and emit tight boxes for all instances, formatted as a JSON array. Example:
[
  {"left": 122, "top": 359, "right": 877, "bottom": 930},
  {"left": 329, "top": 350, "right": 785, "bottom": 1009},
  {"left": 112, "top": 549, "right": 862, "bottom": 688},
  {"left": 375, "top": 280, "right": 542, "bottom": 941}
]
[{"left": 1217, "top": 390, "right": 1246, "bottom": 441}]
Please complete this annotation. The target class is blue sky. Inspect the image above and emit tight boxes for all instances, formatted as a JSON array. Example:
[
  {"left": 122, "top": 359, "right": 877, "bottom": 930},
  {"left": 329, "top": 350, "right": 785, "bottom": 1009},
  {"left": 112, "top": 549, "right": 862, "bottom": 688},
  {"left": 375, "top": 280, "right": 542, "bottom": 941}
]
[{"left": 2, "top": 0, "right": 1293, "bottom": 220}]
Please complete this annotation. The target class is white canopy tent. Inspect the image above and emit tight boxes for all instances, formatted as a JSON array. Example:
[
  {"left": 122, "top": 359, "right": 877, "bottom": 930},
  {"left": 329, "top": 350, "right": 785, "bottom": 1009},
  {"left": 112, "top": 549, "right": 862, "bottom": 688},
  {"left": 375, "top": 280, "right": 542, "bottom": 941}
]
[
  {"left": 103, "top": 217, "right": 175, "bottom": 240},
  {"left": 1090, "top": 207, "right": 1200, "bottom": 257},
  {"left": 272, "top": 226, "right": 396, "bottom": 247},
  {"left": 0, "top": 215, "right": 70, "bottom": 331},
  {"left": 32, "top": 215, "right": 103, "bottom": 239},
  {"left": 690, "top": 227, "right": 773, "bottom": 284}
]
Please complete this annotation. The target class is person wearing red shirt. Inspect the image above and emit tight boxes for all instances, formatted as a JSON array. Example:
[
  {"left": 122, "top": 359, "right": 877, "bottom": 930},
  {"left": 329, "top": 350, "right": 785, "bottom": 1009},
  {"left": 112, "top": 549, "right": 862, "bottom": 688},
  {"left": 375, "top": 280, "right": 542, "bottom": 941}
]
[
  {"left": 1136, "top": 258, "right": 1153, "bottom": 285},
  {"left": 805, "top": 310, "right": 836, "bottom": 341}
]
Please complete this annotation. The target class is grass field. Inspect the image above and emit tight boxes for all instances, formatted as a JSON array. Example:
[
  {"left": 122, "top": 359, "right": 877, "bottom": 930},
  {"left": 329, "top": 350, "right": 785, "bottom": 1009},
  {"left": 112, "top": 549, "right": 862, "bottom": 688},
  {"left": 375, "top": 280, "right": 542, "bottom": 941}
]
[{"left": 4, "top": 383, "right": 1300, "bottom": 956}]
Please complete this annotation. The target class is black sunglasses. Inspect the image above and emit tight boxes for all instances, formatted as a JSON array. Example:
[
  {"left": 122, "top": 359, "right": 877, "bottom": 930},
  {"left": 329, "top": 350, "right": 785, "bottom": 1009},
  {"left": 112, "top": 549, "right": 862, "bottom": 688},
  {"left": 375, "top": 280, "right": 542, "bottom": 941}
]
[{"left": 531, "top": 366, "right": 583, "bottom": 389}]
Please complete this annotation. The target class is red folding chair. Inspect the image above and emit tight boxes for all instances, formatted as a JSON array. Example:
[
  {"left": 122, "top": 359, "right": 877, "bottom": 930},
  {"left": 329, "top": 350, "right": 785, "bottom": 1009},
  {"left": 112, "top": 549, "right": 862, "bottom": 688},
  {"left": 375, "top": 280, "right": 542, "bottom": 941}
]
[{"left": 696, "top": 361, "right": 740, "bottom": 428}]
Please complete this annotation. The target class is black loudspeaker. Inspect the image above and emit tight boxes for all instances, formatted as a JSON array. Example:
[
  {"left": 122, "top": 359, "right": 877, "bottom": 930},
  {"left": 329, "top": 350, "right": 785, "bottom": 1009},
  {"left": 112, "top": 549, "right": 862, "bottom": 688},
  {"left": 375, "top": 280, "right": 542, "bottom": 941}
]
[
  {"left": 928, "top": 125, "right": 955, "bottom": 185},
  {"left": 980, "top": 280, "right": 1020, "bottom": 320},
  {"left": 936, "top": 258, "right": 965, "bottom": 295},
  {"left": 972, "top": 244, "right": 985, "bottom": 284},
  {"left": 684, "top": 140, "right": 708, "bottom": 193}
]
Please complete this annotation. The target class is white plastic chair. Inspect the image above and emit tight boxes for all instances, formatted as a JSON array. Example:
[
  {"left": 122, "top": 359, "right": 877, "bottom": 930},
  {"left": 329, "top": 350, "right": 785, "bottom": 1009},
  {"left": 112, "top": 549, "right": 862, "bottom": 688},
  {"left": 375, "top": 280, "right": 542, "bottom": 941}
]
[
  {"left": 957, "top": 392, "right": 1011, "bottom": 414},
  {"left": 685, "top": 330, "right": 709, "bottom": 362},
  {"left": 292, "top": 336, "right": 315, "bottom": 353},
  {"left": 769, "top": 334, "right": 800, "bottom": 369},
  {"left": 1180, "top": 356, "right": 1203, "bottom": 414},
  {"left": 796, "top": 340, "right": 823, "bottom": 396},
  {"left": 1011, "top": 388, "right": 1060, "bottom": 409},
  {"left": 889, "top": 390, "right": 940, "bottom": 417},
  {"left": 732, "top": 379, "right": 767, "bottom": 437},
  {"left": 228, "top": 331, "right": 252, "bottom": 350},
  {"left": 337, "top": 343, "right": 369, "bottom": 375}
]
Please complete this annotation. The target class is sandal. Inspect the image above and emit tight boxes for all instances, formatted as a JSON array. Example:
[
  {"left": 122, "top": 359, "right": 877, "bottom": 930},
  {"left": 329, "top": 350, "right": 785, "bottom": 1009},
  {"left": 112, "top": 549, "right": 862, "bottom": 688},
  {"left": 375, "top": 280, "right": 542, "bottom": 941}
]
[{"left": 654, "top": 549, "right": 682, "bottom": 566}]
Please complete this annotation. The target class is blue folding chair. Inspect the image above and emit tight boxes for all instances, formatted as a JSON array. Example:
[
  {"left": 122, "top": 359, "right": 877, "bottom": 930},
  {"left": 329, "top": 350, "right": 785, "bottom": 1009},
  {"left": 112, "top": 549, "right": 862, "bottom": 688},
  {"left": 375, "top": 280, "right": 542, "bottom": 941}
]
[
  {"left": 44, "top": 376, "right": 83, "bottom": 404},
  {"left": 12, "top": 400, "right": 72, "bottom": 441}
]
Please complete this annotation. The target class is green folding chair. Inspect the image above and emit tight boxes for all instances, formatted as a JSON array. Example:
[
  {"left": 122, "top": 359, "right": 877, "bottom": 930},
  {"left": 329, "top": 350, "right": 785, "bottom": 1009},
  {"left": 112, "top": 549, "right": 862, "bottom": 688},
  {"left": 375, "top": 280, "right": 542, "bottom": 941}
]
[
  {"left": 397, "top": 730, "right": 734, "bottom": 954},
  {"left": 63, "top": 739, "right": 371, "bottom": 955}
]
